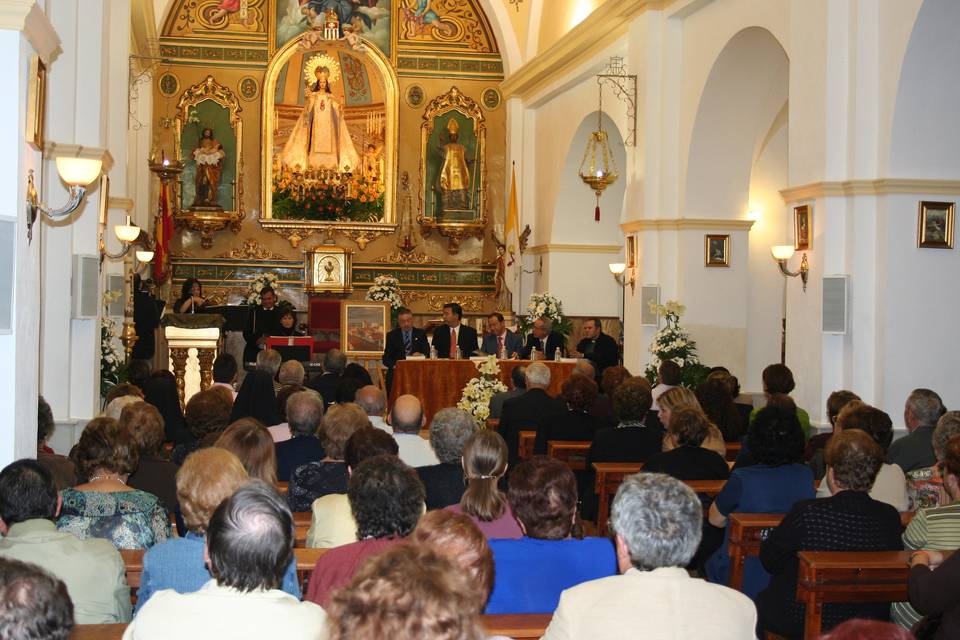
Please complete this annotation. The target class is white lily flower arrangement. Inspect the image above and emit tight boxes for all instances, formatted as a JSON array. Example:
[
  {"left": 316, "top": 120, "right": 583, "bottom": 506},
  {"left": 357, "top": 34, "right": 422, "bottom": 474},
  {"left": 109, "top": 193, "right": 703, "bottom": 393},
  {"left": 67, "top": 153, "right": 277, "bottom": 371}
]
[
  {"left": 365, "top": 274, "right": 404, "bottom": 310},
  {"left": 457, "top": 356, "right": 508, "bottom": 426},
  {"left": 245, "top": 273, "right": 281, "bottom": 305},
  {"left": 644, "top": 299, "right": 707, "bottom": 386}
]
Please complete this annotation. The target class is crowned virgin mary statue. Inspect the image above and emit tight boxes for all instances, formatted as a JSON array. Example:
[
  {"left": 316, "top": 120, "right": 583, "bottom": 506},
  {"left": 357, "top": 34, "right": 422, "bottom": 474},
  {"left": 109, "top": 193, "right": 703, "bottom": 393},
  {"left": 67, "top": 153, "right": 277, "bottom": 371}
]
[{"left": 280, "top": 55, "right": 361, "bottom": 172}]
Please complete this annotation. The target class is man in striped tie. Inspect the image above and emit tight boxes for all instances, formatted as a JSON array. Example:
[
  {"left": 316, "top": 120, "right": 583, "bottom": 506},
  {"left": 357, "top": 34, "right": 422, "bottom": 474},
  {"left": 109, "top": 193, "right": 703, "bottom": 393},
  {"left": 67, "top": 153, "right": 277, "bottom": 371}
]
[{"left": 382, "top": 307, "right": 429, "bottom": 393}]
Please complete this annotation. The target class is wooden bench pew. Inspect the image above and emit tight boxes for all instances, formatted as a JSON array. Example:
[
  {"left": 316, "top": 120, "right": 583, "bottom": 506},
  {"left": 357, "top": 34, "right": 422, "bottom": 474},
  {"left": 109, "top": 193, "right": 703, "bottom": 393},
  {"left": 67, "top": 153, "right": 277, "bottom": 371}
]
[
  {"left": 70, "top": 615, "right": 553, "bottom": 640},
  {"left": 546, "top": 440, "right": 591, "bottom": 471},
  {"left": 293, "top": 511, "right": 311, "bottom": 548},
  {"left": 276, "top": 481, "right": 288, "bottom": 496},
  {"left": 725, "top": 440, "right": 742, "bottom": 462},
  {"left": 518, "top": 430, "right": 536, "bottom": 461},
  {"left": 728, "top": 512, "right": 918, "bottom": 592},
  {"left": 592, "top": 462, "right": 643, "bottom": 536}
]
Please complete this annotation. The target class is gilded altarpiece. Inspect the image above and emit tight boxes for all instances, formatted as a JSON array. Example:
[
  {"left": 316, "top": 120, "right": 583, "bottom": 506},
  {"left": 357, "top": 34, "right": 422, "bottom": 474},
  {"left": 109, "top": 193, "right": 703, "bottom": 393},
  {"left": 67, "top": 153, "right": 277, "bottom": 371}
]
[{"left": 155, "top": 0, "right": 506, "bottom": 316}]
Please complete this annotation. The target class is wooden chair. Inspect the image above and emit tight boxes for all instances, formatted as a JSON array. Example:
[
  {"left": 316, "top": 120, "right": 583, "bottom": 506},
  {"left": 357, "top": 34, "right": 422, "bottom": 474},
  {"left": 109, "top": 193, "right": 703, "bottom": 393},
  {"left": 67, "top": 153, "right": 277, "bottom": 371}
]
[
  {"left": 796, "top": 550, "right": 919, "bottom": 639},
  {"left": 486, "top": 418, "right": 500, "bottom": 431},
  {"left": 728, "top": 511, "right": 917, "bottom": 592},
  {"left": 518, "top": 430, "right": 536, "bottom": 460},
  {"left": 480, "top": 614, "right": 553, "bottom": 639},
  {"left": 546, "top": 440, "right": 591, "bottom": 471},
  {"left": 683, "top": 479, "right": 727, "bottom": 497},
  {"left": 276, "top": 481, "right": 289, "bottom": 496},
  {"left": 724, "top": 440, "right": 742, "bottom": 462},
  {"left": 293, "top": 511, "right": 311, "bottom": 548},
  {"left": 293, "top": 546, "right": 329, "bottom": 586},
  {"left": 592, "top": 462, "right": 643, "bottom": 536},
  {"left": 70, "top": 624, "right": 126, "bottom": 639}
]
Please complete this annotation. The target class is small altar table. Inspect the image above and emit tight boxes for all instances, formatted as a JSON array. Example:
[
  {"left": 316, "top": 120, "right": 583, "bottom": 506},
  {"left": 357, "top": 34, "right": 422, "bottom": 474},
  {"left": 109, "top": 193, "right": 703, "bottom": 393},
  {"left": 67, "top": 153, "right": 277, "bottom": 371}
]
[{"left": 388, "top": 359, "right": 576, "bottom": 426}]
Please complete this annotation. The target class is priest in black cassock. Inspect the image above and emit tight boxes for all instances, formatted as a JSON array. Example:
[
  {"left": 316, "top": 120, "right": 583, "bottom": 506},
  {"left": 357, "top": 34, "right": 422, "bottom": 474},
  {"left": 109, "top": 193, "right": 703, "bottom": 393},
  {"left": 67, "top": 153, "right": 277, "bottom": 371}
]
[
  {"left": 132, "top": 274, "right": 163, "bottom": 360},
  {"left": 243, "top": 287, "right": 281, "bottom": 363},
  {"left": 573, "top": 317, "right": 619, "bottom": 377}
]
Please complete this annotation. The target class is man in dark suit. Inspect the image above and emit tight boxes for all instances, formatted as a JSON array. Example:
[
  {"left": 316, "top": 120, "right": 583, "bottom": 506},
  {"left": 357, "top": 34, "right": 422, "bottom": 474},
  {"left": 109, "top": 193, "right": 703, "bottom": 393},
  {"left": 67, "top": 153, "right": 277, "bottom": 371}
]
[
  {"left": 242, "top": 287, "right": 281, "bottom": 364},
  {"left": 520, "top": 316, "right": 565, "bottom": 360},
  {"left": 430, "top": 302, "right": 478, "bottom": 359},
  {"left": 305, "top": 348, "right": 346, "bottom": 408},
  {"left": 382, "top": 307, "right": 430, "bottom": 392},
  {"left": 573, "top": 317, "right": 620, "bottom": 378},
  {"left": 480, "top": 312, "right": 523, "bottom": 357},
  {"left": 499, "top": 362, "right": 565, "bottom": 465}
]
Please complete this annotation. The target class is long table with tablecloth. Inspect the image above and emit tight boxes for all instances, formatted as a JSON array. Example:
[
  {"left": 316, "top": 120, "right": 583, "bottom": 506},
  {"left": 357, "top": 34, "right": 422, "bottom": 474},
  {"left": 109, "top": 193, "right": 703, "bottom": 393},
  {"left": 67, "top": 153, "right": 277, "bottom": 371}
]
[{"left": 388, "top": 359, "right": 575, "bottom": 426}]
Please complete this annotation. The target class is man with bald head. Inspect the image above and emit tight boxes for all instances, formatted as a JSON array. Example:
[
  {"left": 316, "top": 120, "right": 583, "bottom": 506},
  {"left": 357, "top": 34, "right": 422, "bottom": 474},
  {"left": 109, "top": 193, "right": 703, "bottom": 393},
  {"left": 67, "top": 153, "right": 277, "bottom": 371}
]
[
  {"left": 355, "top": 385, "right": 391, "bottom": 433},
  {"left": 387, "top": 395, "right": 439, "bottom": 467}
]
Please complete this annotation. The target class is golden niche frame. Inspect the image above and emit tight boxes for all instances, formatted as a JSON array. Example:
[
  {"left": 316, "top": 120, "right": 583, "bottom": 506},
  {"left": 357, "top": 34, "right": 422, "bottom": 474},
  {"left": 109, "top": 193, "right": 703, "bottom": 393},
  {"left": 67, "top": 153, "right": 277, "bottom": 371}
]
[
  {"left": 304, "top": 245, "right": 353, "bottom": 294},
  {"left": 260, "top": 34, "right": 399, "bottom": 250},
  {"left": 174, "top": 76, "right": 245, "bottom": 249},
  {"left": 417, "top": 86, "right": 488, "bottom": 254}
]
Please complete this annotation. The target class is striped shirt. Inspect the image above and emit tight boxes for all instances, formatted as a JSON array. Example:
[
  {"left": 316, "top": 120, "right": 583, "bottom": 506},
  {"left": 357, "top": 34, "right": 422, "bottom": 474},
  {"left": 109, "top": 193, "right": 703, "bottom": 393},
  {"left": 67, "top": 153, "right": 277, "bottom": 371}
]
[{"left": 891, "top": 501, "right": 960, "bottom": 629}]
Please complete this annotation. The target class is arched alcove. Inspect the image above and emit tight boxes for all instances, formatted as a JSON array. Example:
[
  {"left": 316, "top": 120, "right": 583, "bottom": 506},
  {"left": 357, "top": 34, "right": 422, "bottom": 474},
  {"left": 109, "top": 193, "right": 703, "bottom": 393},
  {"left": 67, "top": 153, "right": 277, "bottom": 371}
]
[
  {"left": 684, "top": 27, "right": 789, "bottom": 218},
  {"left": 889, "top": 0, "right": 960, "bottom": 178},
  {"left": 550, "top": 111, "right": 626, "bottom": 245}
]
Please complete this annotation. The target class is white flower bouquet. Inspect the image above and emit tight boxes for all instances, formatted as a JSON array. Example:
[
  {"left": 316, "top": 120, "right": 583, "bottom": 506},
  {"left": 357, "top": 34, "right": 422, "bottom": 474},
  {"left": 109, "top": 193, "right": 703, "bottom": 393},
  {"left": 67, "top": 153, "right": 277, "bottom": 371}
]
[
  {"left": 644, "top": 300, "right": 709, "bottom": 387},
  {"left": 457, "top": 356, "right": 508, "bottom": 426},
  {"left": 100, "top": 291, "right": 127, "bottom": 397},
  {"left": 245, "top": 273, "right": 281, "bottom": 305},
  {"left": 365, "top": 274, "right": 404, "bottom": 310},
  {"left": 518, "top": 291, "right": 573, "bottom": 338}
]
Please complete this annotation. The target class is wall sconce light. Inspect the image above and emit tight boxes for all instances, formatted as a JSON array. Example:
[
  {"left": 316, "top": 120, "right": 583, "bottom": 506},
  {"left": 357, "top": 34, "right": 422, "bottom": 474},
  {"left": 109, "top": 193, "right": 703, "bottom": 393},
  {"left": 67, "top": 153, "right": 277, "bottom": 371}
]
[
  {"left": 25, "top": 154, "right": 104, "bottom": 241},
  {"left": 771, "top": 245, "right": 809, "bottom": 291},
  {"left": 771, "top": 245, "right": 810, "bottom": 365},
  {"left": 608, "top": 262, "right": 635, "bottom": 293}
]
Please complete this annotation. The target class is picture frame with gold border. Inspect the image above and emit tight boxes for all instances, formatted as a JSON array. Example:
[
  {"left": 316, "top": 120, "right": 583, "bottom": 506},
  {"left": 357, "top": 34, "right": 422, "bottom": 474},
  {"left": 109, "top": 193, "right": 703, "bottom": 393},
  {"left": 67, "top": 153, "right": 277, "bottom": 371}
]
[
  {"left": 705, "top": 234, "right": 729, "bottom": 267},
  {"left": 917, "top": 200, "right": 955, "bottom": 249},
  {"left": 341, "top": 300, "right": 390, "bottom": 357},
  {"left": 794, "top": 204, "right": 812, "bottom": 251},
  {"left": 26, "top": 56, "right": 46, "bottom": 151},
  {"left": 304, "top": 246, "right": 353, "bottom": 294}
]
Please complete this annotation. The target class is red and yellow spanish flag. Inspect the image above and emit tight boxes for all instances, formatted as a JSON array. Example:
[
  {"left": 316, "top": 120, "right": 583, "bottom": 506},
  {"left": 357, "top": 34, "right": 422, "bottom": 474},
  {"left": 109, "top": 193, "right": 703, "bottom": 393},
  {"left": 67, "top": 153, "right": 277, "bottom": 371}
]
[{"left": 153, "top": 184, "right": 172, "bottom": 284}]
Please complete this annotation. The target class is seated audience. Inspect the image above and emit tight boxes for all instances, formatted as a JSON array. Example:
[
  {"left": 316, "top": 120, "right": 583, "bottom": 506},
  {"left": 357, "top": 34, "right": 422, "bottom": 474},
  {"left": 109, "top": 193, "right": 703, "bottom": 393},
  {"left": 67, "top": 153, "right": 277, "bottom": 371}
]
[
  {"left": 588, "top": 377, "right": 662, "bottom": 465},
  {"left": 907, "top": 411, "right": 960, "bottom": 511},
  {"left": 696, "top": 377, "right": 744, "bottom": 442},
  {"left": 342, "top": 362, "right": 374, "bottom": 387},
  {"left": 124, "top": 482, "right": 326, "bottom": 639},
  {"left": 659, "top": 386, "right": 726, "bottom": 457},
  {"left": 806, "top": 390, "right": 861, "bottom": 464},
  {"left": 705, "top": 407, "right": 814, "bottom": 598},
  {"left": 103, "top": 394, "right": 143, "bottom": 421},
  {"left": 306, "top": 348, "right": 346, "bottom": 409},
  {"left": 287, "top": 403, "right": 369, "bottom": 512},
  {"left": 892, "top": 432, "right": 960, "bottom": 629},
  {"left": 707, "top": 368, "right": 752, "bottom": 430},
  {"left": 820, "top": 619, "right": 915, "bottom": 640},
  {"left": 644, "top": 408, "right": 731, "bottom": 481},
  {"left": 59, "top": 418, "right": 169, "bottom": 550},
  {"left": 750, "top": 364, "right": 812, "bottom": 440},
  {"left": 418, "top": 408, "right": 477, "bottom": 509},
  {"left": 229, "top": 369, "right": 281, "bottom": 427},
  {"left": 388, "top": 394, "right": 439, "bottom": 467},
  {"left": 256, "top": 348, "right": 283, "bottom": 392},
  {"left": 143, "top": 370, "right": 191, "bottom": 444},
  {"left": 171, "top": 387, "right": 233, "bottom": 465},
  {"left": 215, "top": 419, "right": 277, "bottom": 486},
  {"left": 815, "top": 402, "right": 908, "bottom": 511},
  {"left": 485, "top": 456, "right": 617, "bottom": 614},
  {"left": 211, "top": 353, "right": 238, "bottom": 400},
  {"left": 0, "top": 460, "right": 131, "bottom": 623},
  {"left": 127, "top": 359, "right": 152, "bottom": 393},
  {"left": 104, "top": 383, "right": 144, "bottom": 406},
  {"left": 499, "top": 362, "right": 565, "bottom": 465},
  {"left": 446, "top": 430, "right": 523, "bottom": 539},
  {"left": 354, "top": 385, "right": 392, "bottom": 433},
  {"left": 275, "top": 391, "right": 325, "bottom": 482},
  {"left": 591, "top": 364, "right": 631, "bottom": 425},
  {"left": 543, "top": 473, "right": 756, "bottom": 639},
  {"left": 411, "top": 510, "right": 495, "bottom": 609},
  {"left": 0, "top": 557, "right": 75, "bottom": 640},
  {"left": 651, "top": 360, "right": 681, "bottom": 410},
  {"left": 758, "top": 430, "right": 903, "bottom": 637},
  {"left": 275, "top": 360, "right": 306, "bottom": 421},
  {"left": 489, "top": 365, "right": 526, "bottom": 420},
  {"left": 122, "top": 402, "right": 178, "bottom": 513},
  {"left": 890, "top": 388, "right": 947, "bottom": 472},
  {"left": 136, "top": 449, "right": 300, "bottom": 612},
  {"left": 326, "top": 543, "right": 486, "bottom": 640},
  {"left": 306, "top": 427, "right": 398, "bottom": 549},
  {"left": 37, "top": 396, "right": 76, "bottom": 490},
  {"left": 304, "top": 454, "right": 425, "bottom": 607},
  {"left": 333, "top": 377, "right": 363, "bottom": 404},
  {"left": 533, "top": 374, "right": 606, "bottom": 454}
]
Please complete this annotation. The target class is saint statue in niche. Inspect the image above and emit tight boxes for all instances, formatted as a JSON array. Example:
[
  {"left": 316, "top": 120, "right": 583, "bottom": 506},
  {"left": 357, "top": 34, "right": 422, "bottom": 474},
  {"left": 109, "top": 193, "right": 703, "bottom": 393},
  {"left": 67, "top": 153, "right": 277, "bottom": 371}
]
[
  {"left": 191, "top": 128, "right": 226, "bottom": 209},
  {"left": 437, "top": 117, "right": 470, "bottom": 212},
  {"left": 280, "top": 57, "right": 360, "bottom": 172}
]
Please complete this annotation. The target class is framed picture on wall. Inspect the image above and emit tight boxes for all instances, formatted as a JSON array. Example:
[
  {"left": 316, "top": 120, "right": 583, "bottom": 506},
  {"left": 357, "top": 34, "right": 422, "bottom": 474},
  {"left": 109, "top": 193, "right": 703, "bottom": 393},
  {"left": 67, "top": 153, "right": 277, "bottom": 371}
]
[
  {"left": 917, "top": 201, "right": 955, "bottom": 249},
  {"left": 626, "top": 235, "right": 637, "bottom": 268},
  {"left": 25, "top": 56, "right": 46, "bottom": 151},
  {"left": 794, "top": 204, "right": 812, "bottom": 250},
  {"left": 340, "top": 301, "right": 390, "bottom": 357},
  {"left": 704, "top": 234, "right": 729, "bottom": 267}
]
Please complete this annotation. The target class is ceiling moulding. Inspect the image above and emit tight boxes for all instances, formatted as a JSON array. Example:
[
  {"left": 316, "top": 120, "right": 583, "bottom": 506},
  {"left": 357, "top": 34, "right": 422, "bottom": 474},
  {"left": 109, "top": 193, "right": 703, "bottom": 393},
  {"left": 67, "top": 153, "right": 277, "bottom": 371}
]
[
  {"left": 620, "top": 218, "right": 755, "bottom": 233},
  {"left": 527, "top": 243, "right": 622, "bottom": 255},
  {"left": 780, "top": 179, "right": 960, "bottom": 202},
  {"left": 0, "top": 1, "right": 61, "bottom": 63},
  {"left": 500, "top": 0, "right": 670, "bottom": 101}
]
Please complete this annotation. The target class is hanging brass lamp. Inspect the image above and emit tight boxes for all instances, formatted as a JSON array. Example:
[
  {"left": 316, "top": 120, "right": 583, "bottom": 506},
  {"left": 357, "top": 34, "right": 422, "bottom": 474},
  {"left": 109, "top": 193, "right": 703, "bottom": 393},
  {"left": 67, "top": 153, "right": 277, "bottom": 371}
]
[{"left": 578, "top": 85, "right": 619, "bottom": 221}]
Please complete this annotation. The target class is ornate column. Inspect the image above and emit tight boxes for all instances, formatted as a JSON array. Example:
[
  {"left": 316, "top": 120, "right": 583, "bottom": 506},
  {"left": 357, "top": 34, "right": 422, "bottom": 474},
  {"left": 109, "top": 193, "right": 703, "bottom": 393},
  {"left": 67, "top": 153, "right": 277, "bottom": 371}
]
[
  {"left": 197, "top": 348, "right": 216, "bottom": 392},
  {"left": 169, "top": 347, "right": 189, "bottom": 406}
]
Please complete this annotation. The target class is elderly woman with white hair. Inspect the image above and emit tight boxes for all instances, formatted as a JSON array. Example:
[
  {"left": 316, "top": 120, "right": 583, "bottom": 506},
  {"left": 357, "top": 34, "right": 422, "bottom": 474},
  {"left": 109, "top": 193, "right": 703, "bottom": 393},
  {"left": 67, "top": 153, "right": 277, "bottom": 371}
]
[
  {"left": 417, "top": 408, "right": 478, "bottom": 510},
  {"left": 542, "top": 473, "right": 756, "bottom": 639}
]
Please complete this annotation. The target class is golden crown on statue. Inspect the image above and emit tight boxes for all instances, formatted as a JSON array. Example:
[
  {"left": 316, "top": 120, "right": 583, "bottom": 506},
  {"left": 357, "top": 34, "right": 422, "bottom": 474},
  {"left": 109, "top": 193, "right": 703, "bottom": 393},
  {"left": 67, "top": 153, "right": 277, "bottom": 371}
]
[{"left": 303, "top": 53, "right": 341, "bottom": 85}]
